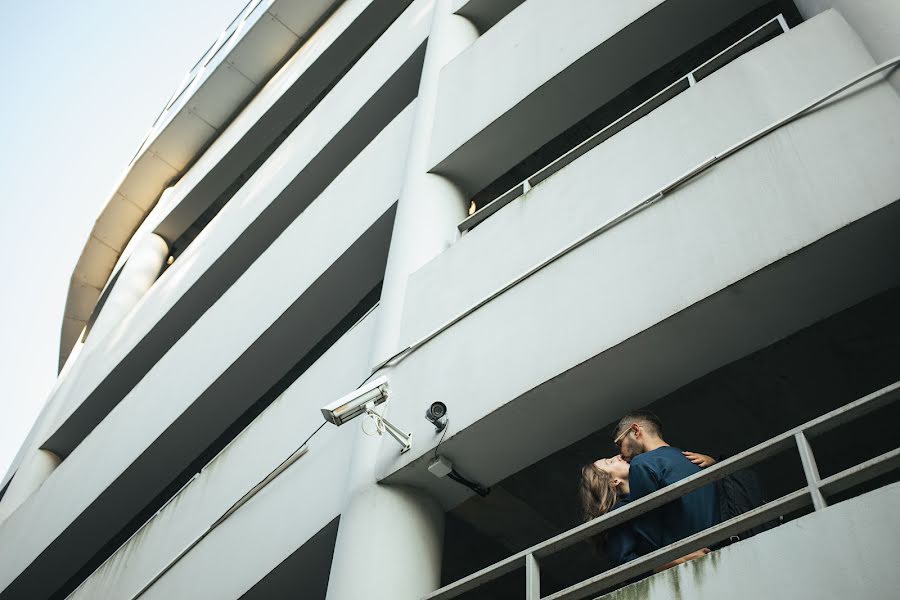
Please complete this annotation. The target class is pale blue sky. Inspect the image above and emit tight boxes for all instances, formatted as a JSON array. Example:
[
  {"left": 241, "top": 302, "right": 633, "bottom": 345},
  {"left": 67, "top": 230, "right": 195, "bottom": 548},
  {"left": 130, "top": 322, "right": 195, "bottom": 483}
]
[{"left": 0, "top": 0, "right": 249, "bottom": 478}]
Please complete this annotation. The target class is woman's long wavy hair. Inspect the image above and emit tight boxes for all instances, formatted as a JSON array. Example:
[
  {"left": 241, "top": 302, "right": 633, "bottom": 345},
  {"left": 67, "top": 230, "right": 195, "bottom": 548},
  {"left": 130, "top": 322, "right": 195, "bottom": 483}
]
[
  {"left": 579, "top": 463, "right": 620, "bottom": 521},
  {"left": 579, "top": 463, "right": 620, "bottom": 551}
]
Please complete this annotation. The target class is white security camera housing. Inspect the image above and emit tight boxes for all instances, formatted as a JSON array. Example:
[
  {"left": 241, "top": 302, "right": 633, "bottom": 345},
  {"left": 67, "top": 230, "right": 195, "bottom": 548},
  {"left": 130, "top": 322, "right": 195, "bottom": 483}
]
[
  {"left": 320, "top": 376, "right": 389, "bottom": 426},
  {"left": 320, "top": 376, "right": 411, "bottom": 453}
]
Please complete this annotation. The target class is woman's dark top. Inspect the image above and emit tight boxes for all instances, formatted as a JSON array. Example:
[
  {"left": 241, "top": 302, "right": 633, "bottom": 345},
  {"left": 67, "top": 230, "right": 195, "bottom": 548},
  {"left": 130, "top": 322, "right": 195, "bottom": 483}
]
[{"left": 605, "top": 494, "right": 641, "bottom": 566}]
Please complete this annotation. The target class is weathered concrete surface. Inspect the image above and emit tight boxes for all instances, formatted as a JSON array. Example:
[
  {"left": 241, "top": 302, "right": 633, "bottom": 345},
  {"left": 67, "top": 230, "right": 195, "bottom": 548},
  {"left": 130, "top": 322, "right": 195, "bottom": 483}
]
[{"left": 604, "top": 481, "right": 900, "bottom": 600}]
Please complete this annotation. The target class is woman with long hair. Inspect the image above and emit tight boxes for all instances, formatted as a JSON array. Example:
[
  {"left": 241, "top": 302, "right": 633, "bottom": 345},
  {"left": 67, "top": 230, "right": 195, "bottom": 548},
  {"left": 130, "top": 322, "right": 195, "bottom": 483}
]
[
  {"left": 580, "top": 453, "right": 714, "bottom": 570},
  {"left": 579, "top": 455, "right": 637, "bottom": 565}
]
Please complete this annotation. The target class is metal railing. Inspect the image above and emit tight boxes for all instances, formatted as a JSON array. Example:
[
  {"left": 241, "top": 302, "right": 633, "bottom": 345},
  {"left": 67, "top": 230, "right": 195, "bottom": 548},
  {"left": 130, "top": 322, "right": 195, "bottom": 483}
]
[
  {"left": 424, "top": 381, "right": 900, "bottom": 600},
  {"left": 373, "top": 53, "right": 900, "bottom": 376},
  {"left": 458, "top": 14, "right": 790, "bottom": 234}
]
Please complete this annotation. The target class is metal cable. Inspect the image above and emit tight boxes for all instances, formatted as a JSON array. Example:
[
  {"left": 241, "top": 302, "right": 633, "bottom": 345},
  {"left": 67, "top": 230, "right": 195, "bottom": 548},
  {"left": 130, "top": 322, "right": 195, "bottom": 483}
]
[
  {"left": 371, "top": 55, "right": 900, "bottom": 376},
  {"left": 125, "top": 421, "right": 327, "bottom": 600}
]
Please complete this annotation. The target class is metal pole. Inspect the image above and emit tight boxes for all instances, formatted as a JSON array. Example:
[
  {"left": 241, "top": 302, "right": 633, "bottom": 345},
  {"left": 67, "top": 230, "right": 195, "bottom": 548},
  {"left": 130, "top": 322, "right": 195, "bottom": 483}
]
[
  {"left": 795, "top": 432, "right": 827, "bottom": 511},
  {"left": 526, "top": 553, "right": 541, "bottom": 600}
]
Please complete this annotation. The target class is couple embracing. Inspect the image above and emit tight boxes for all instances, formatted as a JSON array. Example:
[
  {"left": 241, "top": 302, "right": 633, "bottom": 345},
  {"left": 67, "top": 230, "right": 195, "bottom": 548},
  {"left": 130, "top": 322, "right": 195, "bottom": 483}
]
[{"left": 579, "top": 411, "right": 719, "bottom": 572}]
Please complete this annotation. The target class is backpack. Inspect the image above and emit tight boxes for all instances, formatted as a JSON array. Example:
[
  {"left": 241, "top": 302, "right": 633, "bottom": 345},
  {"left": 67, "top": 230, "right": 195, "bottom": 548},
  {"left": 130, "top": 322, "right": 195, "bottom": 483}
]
[{"left": 713, "top": 468, "right": 779, "bottom": 545}]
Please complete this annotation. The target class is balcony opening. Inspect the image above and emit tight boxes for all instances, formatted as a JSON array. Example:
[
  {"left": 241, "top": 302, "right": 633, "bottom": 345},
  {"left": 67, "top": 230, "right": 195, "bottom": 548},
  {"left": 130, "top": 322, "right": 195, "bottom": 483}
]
[
  {"left": 455, "top": 0, "right": 529, "bottom": 35},
  {"left": 163, "top": 35, "right": 375, "bottom": 266},
  {"left": 79, "top": 257, "right": 128, "bottom": 343},
  {"left": 54, "top": 284, "right": 382, "bottom": 600},
  {"left": 439, "top": 285, "right": 900, "bottom": 599},
  {"left": 0, "top": 477, "right": 11, "bottom": 504},
  {"left": 155, "top": 1, "right": 419, "bottom": 266},
  {"left": 240, "top": 516, "right": 340, "bottom": 600},
  {"left": 463, "top": 0, "right": 803, "bottom": 230}
]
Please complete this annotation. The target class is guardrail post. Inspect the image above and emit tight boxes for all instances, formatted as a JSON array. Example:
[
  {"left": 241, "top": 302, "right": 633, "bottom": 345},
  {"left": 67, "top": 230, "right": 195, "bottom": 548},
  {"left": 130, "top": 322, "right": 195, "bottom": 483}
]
[
  {"left": 776, "top": 13, "right": 790, "bottom": 33},
  {"left": 526, "top": 553, "right": 540, "bottom": 600},
  {"left": 795, "top": 432, "right": 828, "bottom": 511}
]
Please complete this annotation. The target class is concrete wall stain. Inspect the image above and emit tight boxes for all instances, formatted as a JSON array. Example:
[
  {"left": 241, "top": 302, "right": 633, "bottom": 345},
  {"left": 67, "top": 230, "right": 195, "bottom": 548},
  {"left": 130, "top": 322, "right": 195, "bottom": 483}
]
[{"left": 606, "top": 574, "right": 651, "bottom": 600}]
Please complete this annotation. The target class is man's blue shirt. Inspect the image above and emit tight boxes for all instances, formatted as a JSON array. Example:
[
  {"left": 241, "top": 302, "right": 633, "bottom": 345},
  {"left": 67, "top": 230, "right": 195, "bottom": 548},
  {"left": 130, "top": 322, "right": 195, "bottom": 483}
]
[{"left": 628, "top": 446, "right": 718, "bottom": 553}]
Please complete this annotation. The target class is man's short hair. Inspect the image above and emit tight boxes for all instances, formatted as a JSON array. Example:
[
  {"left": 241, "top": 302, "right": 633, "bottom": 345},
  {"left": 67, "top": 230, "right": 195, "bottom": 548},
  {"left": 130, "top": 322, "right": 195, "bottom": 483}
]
[{"left": 615, "top": 410, "right": 664, "bottom": 440}]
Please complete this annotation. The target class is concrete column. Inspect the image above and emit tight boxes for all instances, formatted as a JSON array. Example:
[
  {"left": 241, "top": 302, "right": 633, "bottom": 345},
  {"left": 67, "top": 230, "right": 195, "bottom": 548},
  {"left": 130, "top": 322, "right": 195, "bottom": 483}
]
[
  {"left": 0, "top": 449, "right": 61, "bottom": 523},
  {"left": 794, "top": 1, "right": 900, "bottom": 93},
  {"left": 370, "top": 0, "right": 479, "bottom": 368},
  {"left": 325, "top": 427, "right": 445, "bottom": 600},
  {"left": 85, "top": 233, "right": 169, "bottom": 347},
  {"left": 326, "top": 3, "right": 476, "bottom": 598}
]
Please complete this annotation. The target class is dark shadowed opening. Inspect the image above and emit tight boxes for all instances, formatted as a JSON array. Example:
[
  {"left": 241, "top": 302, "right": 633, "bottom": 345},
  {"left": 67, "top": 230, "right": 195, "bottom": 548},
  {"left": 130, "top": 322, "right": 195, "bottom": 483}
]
[{"left": 441, "top": 285, "right": 900, "bottom": 599}]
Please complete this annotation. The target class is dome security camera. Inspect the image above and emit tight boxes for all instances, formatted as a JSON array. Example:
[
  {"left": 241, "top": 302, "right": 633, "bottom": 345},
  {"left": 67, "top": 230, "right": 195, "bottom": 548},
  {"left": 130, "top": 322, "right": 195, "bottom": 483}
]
[{"left": 425, "top": 402, "right": 448, "bottom": 432}]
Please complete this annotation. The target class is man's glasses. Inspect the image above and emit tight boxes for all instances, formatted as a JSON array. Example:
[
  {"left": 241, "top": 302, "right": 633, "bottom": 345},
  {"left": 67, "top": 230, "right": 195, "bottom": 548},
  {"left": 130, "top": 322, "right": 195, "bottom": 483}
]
[{"left": 613, "top": 424, "right": 636, "bottom": 452}]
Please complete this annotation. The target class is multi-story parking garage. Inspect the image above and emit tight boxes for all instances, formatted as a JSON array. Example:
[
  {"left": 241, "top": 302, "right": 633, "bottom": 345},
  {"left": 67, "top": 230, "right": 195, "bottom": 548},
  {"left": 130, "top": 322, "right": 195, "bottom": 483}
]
[{"left": 2, "top": 0, "right": 900, "bottom": 598}]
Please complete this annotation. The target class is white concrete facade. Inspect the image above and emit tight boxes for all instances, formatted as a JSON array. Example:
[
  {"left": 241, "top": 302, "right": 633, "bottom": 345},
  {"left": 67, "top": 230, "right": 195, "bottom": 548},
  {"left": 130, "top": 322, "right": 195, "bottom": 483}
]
[{"left": 2, "top": 1, "right": 899, "bottom": 599}]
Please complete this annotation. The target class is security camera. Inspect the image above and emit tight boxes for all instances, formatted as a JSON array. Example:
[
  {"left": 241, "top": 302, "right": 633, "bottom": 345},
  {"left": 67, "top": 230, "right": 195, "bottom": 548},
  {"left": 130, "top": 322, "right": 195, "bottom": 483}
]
[
  {"left": 320, "top": 376, "right": 411, "bottom": 453},
  {"left": 425, "top": 401, "right": 448, "bottom": 432},
  {"left": 321, "top": 376, "right": 389, "bottom": 426}
]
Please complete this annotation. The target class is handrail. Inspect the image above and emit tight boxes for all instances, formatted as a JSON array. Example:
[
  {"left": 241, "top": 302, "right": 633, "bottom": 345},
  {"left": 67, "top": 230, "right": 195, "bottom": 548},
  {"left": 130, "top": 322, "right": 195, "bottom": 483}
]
[
  {"left": 458, "top": 14, "right": 790, "bottom": 234},
  {"left": 423, "top": 381, "right": 900, "bottom": 600},
  {"left": 371, "top": 53, "right": 900, "bottom": 377},
  {"left": 547, "top": 490, "right": 811, "bottom": 600}
]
